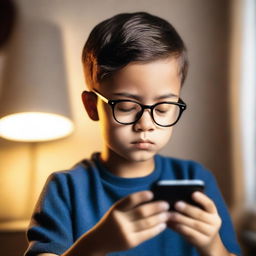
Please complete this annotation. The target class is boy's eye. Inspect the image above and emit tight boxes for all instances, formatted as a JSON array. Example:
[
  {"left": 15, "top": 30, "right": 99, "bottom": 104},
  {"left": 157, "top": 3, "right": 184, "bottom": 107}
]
[
  {"left": 116, "top": 102, "right": 139, "bottom": 113},
  {"left": 155, "top": 104, "right": 172, "bottom": 114}
]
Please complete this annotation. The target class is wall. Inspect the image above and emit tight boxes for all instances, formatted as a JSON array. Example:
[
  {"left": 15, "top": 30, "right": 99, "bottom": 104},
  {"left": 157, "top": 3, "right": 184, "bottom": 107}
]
[{"left": 0, "top": 0, "right": 237, "bottom": 255}]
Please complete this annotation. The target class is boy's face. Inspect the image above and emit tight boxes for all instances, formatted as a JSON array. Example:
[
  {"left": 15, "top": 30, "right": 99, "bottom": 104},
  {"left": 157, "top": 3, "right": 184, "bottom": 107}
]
[{"left": 89, "top": 58, "right": 181, "bottom": 164}]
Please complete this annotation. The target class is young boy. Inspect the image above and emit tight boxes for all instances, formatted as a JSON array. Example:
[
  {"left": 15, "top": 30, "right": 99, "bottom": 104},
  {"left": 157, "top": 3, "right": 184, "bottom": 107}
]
[{"left": 24, "top": 12, "right": 241, "bottom": 256}]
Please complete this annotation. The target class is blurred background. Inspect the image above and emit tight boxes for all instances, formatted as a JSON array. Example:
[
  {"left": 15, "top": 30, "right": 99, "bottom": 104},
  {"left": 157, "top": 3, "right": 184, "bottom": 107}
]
[{"left": 0, "top": 0, "right": 255, "bottom": 255}]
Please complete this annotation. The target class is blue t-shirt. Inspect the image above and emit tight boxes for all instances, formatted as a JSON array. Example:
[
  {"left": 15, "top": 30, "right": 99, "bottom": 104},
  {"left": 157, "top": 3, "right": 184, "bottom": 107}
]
[{"left": 24, "top": 153, "right": 241, "bottom": 256}]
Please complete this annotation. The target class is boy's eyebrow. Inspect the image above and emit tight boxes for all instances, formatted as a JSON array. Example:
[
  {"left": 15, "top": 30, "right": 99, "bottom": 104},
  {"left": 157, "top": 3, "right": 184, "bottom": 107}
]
[
  {"left": 112, "top": 93, "right": 141, "bottom": 101},
  {"left": 154, "top": 93, "right": 179, "bottom": 100},
  {"left": 112, "top": 92, "right": 179, "bottom": 101}
]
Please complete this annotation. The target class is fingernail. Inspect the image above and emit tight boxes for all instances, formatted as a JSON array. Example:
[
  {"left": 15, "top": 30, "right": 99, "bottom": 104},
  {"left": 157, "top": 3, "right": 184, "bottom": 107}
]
[
  {"left": 161, "top": 202, "right": 170, "bottom": 210},
  {"left": 175, "top": 201, "right": 186, "bottom": 210},
  {"left": 193, "top": 191, "right": 200, "bottom": 198},
  {"left": 159, "top": 223, "right": 167, "bottom": 231},
  {"left": 145, "top": 191, "right": 154, "bottom": 199}
]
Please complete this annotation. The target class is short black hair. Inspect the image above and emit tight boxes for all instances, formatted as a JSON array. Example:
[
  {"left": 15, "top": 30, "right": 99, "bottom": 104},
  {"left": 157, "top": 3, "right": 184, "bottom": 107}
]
[{"left": 82, "top": 12, "right": 188, "bottom": 89}]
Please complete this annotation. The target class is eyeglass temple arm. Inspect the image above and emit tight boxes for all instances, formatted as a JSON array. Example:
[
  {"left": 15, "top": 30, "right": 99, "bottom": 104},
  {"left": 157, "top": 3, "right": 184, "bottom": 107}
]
[{"left": 92, "top": 89, "right": 109, "bottom": 104}]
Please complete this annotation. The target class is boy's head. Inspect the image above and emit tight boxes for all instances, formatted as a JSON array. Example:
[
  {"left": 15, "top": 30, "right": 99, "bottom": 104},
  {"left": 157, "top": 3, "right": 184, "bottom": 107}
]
[
  {"left": 82, "top": 12, "right": 188, "bottom": 90},
  {"left": 81, "top": 12, "right": 188, "bottom": 165}
]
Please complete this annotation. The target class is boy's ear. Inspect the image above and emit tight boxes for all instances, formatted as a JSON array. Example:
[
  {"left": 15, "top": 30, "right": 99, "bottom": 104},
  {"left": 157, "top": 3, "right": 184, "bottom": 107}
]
[{"left": 81, "top": 91, "right": 99, "bottom": 121}]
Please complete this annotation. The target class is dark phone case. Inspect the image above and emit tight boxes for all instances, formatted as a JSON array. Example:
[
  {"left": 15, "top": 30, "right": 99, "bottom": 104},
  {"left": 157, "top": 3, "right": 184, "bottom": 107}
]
[{"left": 151, "top": 184, "right": 204, "bottom": 211}]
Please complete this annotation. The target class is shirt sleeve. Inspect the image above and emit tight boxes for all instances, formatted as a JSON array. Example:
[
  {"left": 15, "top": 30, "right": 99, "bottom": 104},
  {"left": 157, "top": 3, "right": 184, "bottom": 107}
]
[
  {"left": 24, "top": 172, "right": 73, "bottom": 256},
  {"left": 203, "top": 170, "right": 242, "bottom": 256}
]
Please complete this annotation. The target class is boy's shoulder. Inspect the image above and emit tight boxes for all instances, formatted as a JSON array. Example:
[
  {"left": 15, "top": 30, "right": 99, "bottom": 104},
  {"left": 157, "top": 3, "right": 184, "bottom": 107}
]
[
  {"left": 158, "top": 154, "right": 203, "bottom": 166},
  {"left": 156, "top": 154, "right": 214, "bottom": 181},
  {"left": 45, "top": 154, "right": 98, "bottom": 186},
  {"left": 157, "top": 153, "right": 206, "bottom": 168}
]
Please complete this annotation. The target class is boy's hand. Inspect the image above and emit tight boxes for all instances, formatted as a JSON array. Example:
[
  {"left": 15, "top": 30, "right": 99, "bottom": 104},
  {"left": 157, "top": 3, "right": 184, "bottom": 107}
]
[
  {"left": 167, "top": 192, "right": 229, "bottom": 255},
  {"left": 81, "top": 191, "right": 169, "bottom": 255}
]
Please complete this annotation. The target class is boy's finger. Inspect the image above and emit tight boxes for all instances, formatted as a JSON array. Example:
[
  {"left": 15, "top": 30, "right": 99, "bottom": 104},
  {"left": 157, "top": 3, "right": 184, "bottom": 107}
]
[
  {"left": 168, "top": 212, "right": 212, "bottom": 236},
  {"left": 192, "top": 192, "right": 217, "bottom": 213},
  {"left": 127, "top": 200, "right": 169, "bottom": 221},
  {"left": 116, "top": 191, "right": 154, "bottom": 211},
  {"left": 132, "top": 211, "right": 170, "bottom": 231},
  {"left": 174, "top": 201, "right": 219, "bottom": 225},
  {"left": 134, "top": 222, "right": 167, "bottom": 243},
  {"left": 171, "top": 223, "right": 207, "bottom": 246}
]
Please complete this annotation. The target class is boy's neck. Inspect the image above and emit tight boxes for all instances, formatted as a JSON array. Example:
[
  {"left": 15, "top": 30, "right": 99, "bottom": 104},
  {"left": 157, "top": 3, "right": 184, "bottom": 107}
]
[{"left": 99, "top": 152, "right": 155, "bottom": 178}]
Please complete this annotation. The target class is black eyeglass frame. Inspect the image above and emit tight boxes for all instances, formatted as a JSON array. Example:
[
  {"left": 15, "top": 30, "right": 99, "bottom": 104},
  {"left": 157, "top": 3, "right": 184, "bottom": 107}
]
[{"left": 92, "top": 89, "right": 187, "bottom": 127}]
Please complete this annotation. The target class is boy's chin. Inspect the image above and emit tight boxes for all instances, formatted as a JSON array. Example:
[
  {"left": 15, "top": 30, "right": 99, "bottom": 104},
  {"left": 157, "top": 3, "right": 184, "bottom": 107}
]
[{"left": 125, "top": 150, "right": 157, "bottom": 162}]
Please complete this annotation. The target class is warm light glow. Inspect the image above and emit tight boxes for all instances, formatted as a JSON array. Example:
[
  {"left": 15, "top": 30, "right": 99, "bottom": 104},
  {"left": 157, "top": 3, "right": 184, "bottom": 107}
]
[{"left": 0, "top": 112, "right": 74, "bottom": 142}]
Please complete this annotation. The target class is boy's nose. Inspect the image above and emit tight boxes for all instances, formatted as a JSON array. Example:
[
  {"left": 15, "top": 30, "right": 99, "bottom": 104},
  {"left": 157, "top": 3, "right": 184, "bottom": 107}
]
[{"left": 133, "top": 110, "right": 155, "bottom": 131}]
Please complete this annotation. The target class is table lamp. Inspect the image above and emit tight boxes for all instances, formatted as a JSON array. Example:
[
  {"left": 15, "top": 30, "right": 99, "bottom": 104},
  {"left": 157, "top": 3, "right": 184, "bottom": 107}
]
[{"left": 0, "top": 18, "right": 74, "bottom": 142}]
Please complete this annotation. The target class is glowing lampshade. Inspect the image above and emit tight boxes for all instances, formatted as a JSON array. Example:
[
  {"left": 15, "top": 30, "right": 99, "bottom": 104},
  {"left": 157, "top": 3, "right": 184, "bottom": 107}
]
[
  {"left": 0, "top": 112, "right": 73, "bottom": 142},
  {"left": 0, "top": 19, "right": 74, "bottom": 142}
]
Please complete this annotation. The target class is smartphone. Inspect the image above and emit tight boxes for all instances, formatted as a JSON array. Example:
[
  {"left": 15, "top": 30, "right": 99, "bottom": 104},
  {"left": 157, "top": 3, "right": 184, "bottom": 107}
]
[{"left": 151, "top": 180, "right": 205, "bottom": 211}]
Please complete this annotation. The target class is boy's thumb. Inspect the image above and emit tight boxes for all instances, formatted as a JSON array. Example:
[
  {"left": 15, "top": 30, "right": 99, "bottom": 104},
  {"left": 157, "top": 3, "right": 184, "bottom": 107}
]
[{"left": 115, "top": 191, "right": 153, "bottom": 211}]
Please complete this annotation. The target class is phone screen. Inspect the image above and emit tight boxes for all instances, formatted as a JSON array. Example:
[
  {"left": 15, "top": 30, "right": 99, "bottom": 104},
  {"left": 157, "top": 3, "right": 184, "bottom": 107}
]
[{"left": 151, "top": 180, "right": 205, "bottom": 210}]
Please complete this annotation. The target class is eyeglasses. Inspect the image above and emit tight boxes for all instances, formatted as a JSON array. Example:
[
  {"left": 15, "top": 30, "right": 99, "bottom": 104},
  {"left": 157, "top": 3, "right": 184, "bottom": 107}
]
[{"left": 93, "top": 89, "right": 187, "bottom": 127}]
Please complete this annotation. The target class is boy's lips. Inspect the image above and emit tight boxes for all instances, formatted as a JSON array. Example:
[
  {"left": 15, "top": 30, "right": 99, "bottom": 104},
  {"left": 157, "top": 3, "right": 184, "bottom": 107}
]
[{"left": 131, "top": 139, "right": 154, "bottom": 150}]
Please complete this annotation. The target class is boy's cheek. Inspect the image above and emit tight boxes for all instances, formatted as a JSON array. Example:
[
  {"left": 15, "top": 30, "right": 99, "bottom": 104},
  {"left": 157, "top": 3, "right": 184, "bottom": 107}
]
[{"left": 157, "top": 128, "right": 173, "bottom": 146}]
